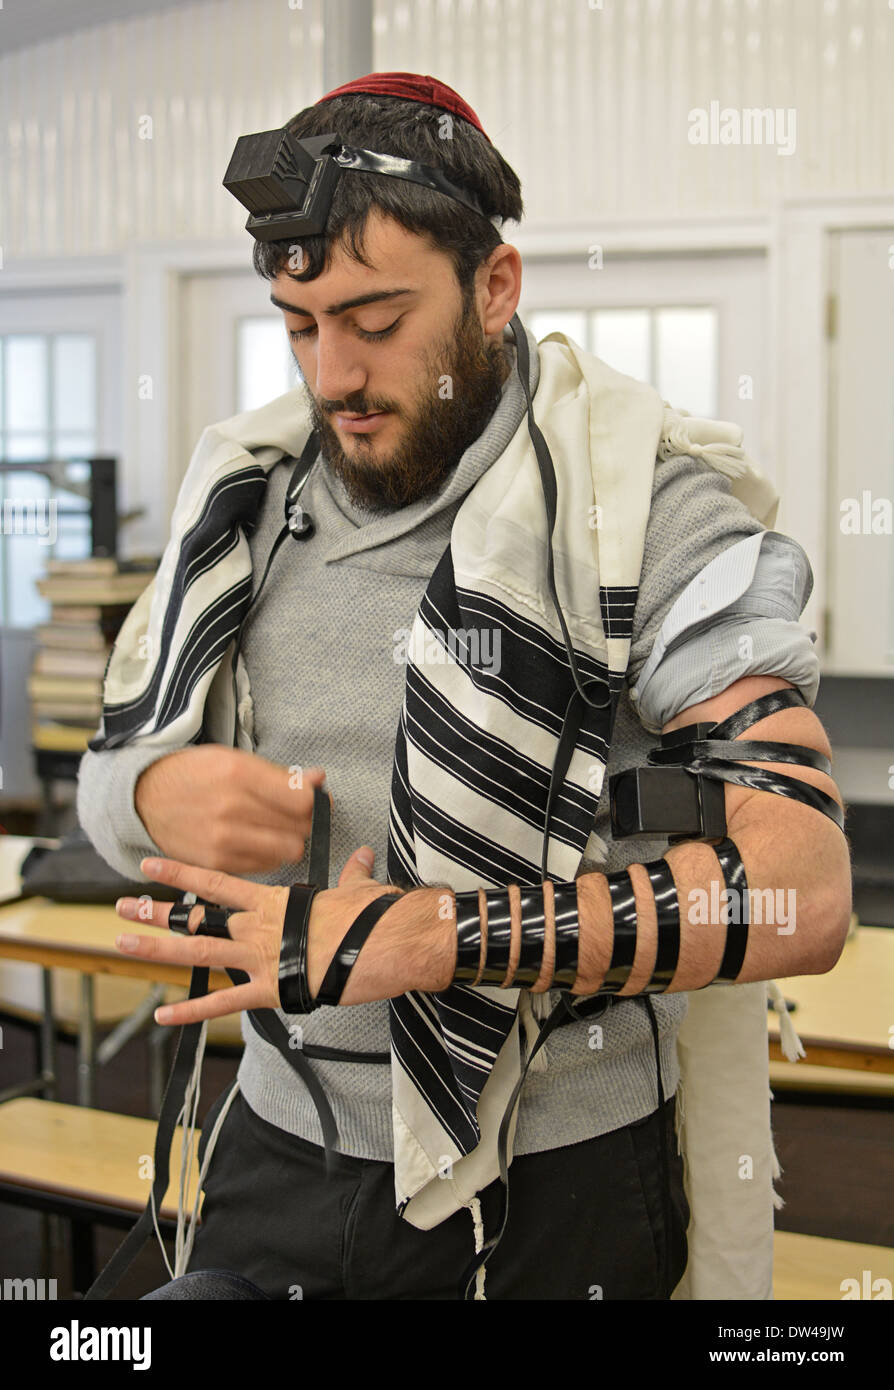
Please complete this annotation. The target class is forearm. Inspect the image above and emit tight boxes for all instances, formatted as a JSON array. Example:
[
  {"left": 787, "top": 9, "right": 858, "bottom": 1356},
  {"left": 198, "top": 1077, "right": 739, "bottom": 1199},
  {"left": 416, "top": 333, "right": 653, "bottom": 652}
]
[{"left": 336, "top": 800, "right": 851, "bottom": 1005}]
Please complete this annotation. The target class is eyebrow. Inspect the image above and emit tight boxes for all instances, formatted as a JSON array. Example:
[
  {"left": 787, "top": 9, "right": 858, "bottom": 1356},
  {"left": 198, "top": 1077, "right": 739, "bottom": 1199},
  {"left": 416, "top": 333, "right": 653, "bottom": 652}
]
[{"left": 269, "top": 288, "right": 417, "bottom": 318}]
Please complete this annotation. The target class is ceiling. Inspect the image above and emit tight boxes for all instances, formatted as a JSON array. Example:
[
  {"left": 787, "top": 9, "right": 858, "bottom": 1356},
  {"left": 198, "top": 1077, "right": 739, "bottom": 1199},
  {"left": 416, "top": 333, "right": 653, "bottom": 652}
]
[{"left": 0, "top": 0, "right": 201, "bottom": 56}]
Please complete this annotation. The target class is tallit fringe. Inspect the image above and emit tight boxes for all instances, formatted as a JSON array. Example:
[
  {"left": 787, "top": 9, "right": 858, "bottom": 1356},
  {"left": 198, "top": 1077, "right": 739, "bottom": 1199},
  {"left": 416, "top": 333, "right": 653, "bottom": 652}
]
[
  {"left": 767, "top": 979, "right": 806, "bottom": 1062},
  {"left": 766, "top": 978, "right": 804, "bottom": 1214},
  {"left": 658, "top": 406, "right": 751, "bottom": 481},
  {"left": 468, "top": 1197, "right": 487, "bottom": 1300},
  {"left": 770, "top": 1116, "right": 786, "bottom": 1212}
]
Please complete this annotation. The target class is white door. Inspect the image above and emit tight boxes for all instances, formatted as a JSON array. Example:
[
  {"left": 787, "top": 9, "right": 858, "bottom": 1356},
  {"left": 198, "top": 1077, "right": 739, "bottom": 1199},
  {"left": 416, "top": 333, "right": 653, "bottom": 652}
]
[{"left": 826, "top": 229, "right": 894, "bottom": 676}]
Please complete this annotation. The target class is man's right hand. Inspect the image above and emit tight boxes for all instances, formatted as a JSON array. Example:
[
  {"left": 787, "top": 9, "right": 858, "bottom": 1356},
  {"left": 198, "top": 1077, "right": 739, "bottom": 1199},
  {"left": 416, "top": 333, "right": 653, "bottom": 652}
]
[{"left": 134, "top": 745, "right": 328, "bottom": 874}]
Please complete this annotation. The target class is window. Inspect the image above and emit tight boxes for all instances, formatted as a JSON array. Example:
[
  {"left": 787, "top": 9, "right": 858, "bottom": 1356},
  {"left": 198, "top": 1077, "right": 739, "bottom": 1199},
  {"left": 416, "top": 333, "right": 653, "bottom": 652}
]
[
  {"left": 527, "top": 306, "right": 719, "bottom": 419},
  {"left": 0, "top": 333, "right": 97, "bottom": 626}
]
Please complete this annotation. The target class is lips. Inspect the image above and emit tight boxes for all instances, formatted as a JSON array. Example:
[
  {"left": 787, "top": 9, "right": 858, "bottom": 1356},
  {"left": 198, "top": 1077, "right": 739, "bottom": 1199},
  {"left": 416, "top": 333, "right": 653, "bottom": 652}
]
[{"left": 334, "top": 411, "right": 390, "bottom": 434}]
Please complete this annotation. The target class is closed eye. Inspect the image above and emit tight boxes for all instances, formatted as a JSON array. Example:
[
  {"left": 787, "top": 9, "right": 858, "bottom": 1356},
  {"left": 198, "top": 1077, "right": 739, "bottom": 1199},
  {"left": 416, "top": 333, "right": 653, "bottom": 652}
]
[{"left": 289, "top": 319, "right": 402, "bottom": 344}]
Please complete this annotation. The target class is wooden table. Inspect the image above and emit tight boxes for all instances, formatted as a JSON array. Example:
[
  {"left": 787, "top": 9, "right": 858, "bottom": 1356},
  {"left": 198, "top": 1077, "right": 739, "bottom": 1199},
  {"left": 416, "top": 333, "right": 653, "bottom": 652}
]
[
  {"left": 767, "top": 923, "right": 894, "bottom": 1079},
  {"left": 0, "top": 852, "right": 231, "bottom": 1106}
]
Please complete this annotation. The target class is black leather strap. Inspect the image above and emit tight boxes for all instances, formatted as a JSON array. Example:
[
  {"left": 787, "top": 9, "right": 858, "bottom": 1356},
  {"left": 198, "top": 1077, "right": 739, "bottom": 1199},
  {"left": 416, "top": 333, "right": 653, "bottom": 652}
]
[
  {"left": 714, "top": 837, "right": 750, "bottom": 981},
  {"left": 196, "top": 906, "right": 231, "bottom": 939},
  {"left": 315, "top": 892, "right": 402, "bottom": 1007},
  {"left": 650, "top": 737, "right": 832, "bottom": 776},
  {"left": 642, "top": 857, "right": 680, "bottom": 993},
  {"left": 647, "top": 684, "right": 844, "bottom": 832},
  {"left": 332, "top": 144, "right": 492, "bottom": 222},
  {"left": 278, "top": 884, "right": 319, "bottom": 1014},
  {"left": 167, "top": 901, "right": 194, "bottom": 934},
  {"left": 477, "top": 890, "right": 514, "bottom": 985},
  {"left": 510, "top": 888, "right": 548, "bottom": 987},
  {"left": 305, "top": 781, "right": 330, "bottom": 892},
  {"left": 83, "top": 964, "right": 211, "bottom": 1300},
  {"left": 690, "top": 758, "right": 845, "bottom": 830},
  {"left": 551, "top": 882, "right": 580, "bottom": 988},
  {"left": 707, "top": 686, "right": 806, "bottom": 740},
  {"left": 453, "top": 889, "right": 484, "bottom": 984},
  {"left": 601, "top": 870, "right": 638, "bottom": 993}
]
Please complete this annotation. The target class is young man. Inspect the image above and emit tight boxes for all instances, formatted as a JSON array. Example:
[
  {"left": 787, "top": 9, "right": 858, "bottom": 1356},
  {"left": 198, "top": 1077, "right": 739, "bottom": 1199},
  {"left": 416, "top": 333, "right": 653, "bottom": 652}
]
[{"left": 78, "top": 73, "right": 850, "bottom": 1301}]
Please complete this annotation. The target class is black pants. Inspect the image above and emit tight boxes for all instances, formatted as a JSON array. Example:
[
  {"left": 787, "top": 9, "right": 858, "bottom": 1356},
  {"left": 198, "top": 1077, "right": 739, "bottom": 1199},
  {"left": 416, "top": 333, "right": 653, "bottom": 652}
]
[{"left": 168, "top": 1084, "right": 690, "bottom": 1301}]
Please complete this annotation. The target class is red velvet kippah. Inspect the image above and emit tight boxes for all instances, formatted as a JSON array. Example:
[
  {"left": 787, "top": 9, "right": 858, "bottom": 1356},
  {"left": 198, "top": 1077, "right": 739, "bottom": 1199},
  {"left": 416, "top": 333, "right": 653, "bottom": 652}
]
[{"left": 317, "top": 71, "right": 490, "bottom": 142}]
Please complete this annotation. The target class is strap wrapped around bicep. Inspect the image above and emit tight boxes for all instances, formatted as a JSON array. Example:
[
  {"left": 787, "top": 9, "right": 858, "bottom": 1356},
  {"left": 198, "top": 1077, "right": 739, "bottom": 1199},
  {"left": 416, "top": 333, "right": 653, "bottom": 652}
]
[{"left": 647, "top": 685, "right": 845, "bottom": 833}]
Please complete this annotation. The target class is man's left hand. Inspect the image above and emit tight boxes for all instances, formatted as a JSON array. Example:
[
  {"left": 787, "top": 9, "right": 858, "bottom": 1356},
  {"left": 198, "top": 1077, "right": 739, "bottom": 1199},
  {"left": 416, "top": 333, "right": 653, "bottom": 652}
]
[{"left": 114, "top": 846, "right": 395, "bottom": 1026}]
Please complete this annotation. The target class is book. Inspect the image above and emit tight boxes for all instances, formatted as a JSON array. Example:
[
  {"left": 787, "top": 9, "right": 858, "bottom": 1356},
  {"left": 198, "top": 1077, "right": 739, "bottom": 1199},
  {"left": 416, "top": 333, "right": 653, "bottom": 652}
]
[
  {"left": 32, "top": 722, "right": 98, "bottom": 752},
  {"left": 33, "top": 648, "right": 110, "bottom": 679},
  {"left": 36, "top": 624, "right": 112, "bottom": 651},
  {"left": 31, "top": 699, "right": 103, "bottom": 721},
  {"left": 49, "top": 604, "right": 133, "bottom": 625},
  {"left": 45, "top": 556, "right": 158, "bottom": 577},
  {"left": 29, "top": 674, "right": 104, "bottom": 701},
  {"left": 36, "top": 572, "right": 153, "bottom": 605}
]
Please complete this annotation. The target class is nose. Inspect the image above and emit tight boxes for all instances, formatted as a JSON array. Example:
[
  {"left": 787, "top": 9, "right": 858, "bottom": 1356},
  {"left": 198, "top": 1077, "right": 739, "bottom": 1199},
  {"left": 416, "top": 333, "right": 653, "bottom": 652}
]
[{"left": 311, "top": 327, "right": 368, "bottom": 408}]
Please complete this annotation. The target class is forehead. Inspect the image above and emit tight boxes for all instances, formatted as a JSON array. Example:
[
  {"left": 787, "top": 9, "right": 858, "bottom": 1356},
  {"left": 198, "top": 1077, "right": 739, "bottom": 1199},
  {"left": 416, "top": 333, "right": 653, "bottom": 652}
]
[{"left": 273, "top": 209, "right": 448, "bottom": 300}]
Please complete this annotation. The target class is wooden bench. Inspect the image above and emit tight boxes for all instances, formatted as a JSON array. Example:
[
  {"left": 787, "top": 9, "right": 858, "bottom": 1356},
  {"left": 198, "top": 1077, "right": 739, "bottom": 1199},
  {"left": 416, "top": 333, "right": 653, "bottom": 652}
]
[
  {"left": 0, "top": 1097, "right": 201, "bottom": 1293},
  {"left": 3, "top": 1096, "right": 891, "bottom": 1300}
]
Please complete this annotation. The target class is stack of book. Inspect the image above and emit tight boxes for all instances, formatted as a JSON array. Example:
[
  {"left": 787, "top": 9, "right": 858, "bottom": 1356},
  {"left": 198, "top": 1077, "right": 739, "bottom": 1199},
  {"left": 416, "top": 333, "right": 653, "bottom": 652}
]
[{"left": 29, "top": 557, "right": 157, "bottom": 755}]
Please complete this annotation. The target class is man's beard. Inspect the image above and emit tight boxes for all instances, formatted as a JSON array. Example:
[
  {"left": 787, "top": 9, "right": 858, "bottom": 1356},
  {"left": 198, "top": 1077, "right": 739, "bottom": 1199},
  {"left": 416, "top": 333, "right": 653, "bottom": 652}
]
[{"left": 300, "top": 296, "right": 511, "bottom": 513}]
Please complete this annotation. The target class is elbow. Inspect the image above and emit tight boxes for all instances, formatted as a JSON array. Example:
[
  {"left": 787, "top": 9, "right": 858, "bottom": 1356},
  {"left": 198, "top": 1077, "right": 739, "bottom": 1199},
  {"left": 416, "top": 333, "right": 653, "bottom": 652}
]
[{"left": 804, "top": 869, "right": 853, "bottom": 977}]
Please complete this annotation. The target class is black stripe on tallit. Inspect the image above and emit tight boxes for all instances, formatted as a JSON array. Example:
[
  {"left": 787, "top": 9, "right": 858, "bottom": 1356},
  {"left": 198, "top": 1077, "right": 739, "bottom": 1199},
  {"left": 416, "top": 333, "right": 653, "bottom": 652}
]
[{"left": 88, "top": 466, "right": 267, "bottom": 750}]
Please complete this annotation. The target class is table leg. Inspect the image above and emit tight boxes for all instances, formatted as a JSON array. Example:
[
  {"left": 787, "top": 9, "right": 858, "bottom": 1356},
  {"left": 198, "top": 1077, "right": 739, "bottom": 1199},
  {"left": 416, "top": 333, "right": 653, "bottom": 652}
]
[
  {"left": 40, "top": 967, "right": 57, "bottom": 1100},
  {"left": 77, "top": 975, "right": 96, "bottom": 1107}
]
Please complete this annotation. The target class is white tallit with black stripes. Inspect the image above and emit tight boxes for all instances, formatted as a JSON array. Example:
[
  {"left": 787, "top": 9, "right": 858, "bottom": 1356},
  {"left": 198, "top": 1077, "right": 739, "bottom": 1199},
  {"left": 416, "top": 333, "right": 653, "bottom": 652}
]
[{"left": 90, "top": 325, "right": 783, "bottom": 1291}]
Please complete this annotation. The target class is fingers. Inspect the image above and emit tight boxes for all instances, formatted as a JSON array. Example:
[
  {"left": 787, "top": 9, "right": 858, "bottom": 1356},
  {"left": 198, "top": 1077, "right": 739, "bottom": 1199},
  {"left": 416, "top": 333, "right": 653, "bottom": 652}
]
[
  {"left": 154, "top": 981, "right": 262, "bottom": 1027},
  {"left": 138, "top": 857, "right": 262, "bottom": 911},
  {"left": 115, "top": 924, "right": 248, "bottom": 970},
  {"left": 116, "top": 896, "right": 250, "bottom": 934},
  {"left": 196, "top": 825, "right": 308, "bottom": 874},
  {"left": 338, "top": 847, "right": 376, "bottom": 887}
]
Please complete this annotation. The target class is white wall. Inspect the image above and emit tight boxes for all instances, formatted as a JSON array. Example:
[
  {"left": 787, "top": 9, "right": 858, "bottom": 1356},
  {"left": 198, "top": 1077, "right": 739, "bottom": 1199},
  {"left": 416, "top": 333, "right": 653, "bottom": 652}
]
[
  {"left": 1, "top": 0, "right": 892, "bottom": 259},
  {"left": 0, "top": 0, "right": 892, "bottom": 666}
]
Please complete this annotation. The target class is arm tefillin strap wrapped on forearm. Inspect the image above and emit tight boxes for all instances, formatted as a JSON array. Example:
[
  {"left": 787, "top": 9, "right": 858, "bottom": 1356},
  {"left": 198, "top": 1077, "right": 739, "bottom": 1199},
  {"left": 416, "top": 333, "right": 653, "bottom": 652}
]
[
  {"left": 450, "top": 848, "right": 738, "bottom": 996},
  {"left": 609, "top": 686, "right": 846, "bottom": 843},
  {"left": 453, "top": 883, "right": 581, "bottom": 990}
]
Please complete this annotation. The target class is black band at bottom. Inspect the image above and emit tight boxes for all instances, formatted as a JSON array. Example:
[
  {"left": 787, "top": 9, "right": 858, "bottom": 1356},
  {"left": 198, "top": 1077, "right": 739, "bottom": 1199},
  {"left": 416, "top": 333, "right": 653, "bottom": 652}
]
[{"left": 714, "top": 837, "right": 750, "bottom": 981}]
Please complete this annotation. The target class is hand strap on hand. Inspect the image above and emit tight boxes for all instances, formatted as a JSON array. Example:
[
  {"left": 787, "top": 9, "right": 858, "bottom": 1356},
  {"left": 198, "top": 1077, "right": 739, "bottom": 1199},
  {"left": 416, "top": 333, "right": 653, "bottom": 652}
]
[{"left": 278, "top": 786, "right": 402, "bottom": 1012}]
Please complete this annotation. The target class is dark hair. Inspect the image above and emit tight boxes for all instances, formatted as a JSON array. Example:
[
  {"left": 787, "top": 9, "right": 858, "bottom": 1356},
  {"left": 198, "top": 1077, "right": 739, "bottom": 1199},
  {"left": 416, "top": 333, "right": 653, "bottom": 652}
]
[{"left": 251, "top": 92, "right": 524, "bottom": 299}]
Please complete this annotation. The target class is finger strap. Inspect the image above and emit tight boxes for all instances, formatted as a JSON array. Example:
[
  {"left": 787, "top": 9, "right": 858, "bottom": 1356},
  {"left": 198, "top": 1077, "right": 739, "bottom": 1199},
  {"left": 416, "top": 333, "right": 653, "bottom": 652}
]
[
  {"left": 196, "top": 905, "right": 232, "bottom": 939},
  {"left": 168, "top": 901, "right": 194, "bottom": 935}
]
